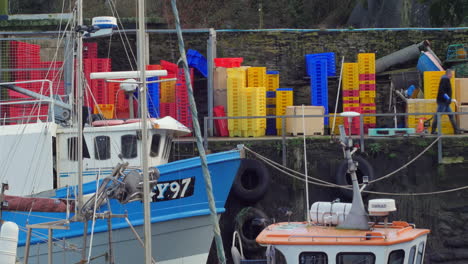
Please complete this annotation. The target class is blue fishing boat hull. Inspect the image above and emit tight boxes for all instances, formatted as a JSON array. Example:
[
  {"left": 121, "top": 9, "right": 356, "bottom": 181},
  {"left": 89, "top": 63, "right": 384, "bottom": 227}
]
[{"left": 2, "top": 149, "right": 243, "bottom": 263}]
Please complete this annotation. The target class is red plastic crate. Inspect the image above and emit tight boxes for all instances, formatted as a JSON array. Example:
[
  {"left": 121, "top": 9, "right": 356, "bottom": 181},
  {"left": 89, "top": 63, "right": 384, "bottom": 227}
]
[
  {"left": 213, "top": 105, "right": 229, "bottom": 137},
  {"left": 161, "top": 60, "right": 178, "bottom": 74},
  {"left": 359, "top": 74, "right": 375, "bottom": 81},
  {"left": 214, "top": 58, "right": 243, "bottom": 68},
  {"left": 146, "top": 64, "right": 163, "bottom": 70},
  {"left": 359, "top": 84, "right": 376, "bottom": 91}
]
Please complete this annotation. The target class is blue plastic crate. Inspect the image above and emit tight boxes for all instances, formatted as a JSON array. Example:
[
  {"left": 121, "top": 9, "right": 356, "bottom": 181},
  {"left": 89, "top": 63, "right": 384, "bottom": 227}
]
[
  {"left": 310, "top": 59, "right": 328, "bottom": 106},
  {"left": 305, "top": 52, "right": 336, "bottom": 76},
  {"left": 266, "top": 115, "right": 277, "bottom": 135},
  {"left": 187, "top": 49, "right": 208, "bottom": 77},
  {"left": 266, "top": 91, "right": 276, "bottom": 98},
  {"left": 266, "top": 70, "right": 279, "bottom": 75},
  {"left": 147, "top": 76, "right": 160, "bottom": 117}
]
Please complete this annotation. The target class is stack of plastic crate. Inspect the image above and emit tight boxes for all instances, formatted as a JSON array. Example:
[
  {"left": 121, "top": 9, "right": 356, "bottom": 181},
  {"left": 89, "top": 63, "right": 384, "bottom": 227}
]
[
  {"left": 160, "top": 60, "right": 178, "bottom": 75},
  {"left": 342, "top": 63, "right": 360, "bottom": 134},
  {"left": 83, "top": 42, "right": 97, "bottom": 59},
  {"left": 276, "top": 88, "right": 293, "bottom": 135},
  {"left": 329, "top": 114, "right": 344, "bottom": 134},
  {"left": 146, "top": 65, "right": 161, "bottom": 118},
  {"left": 358, "top": 53, "right": 376, "bottom": 133},
  {"left": 107, "top": 80, "right": 130, "bottom": 119},
  {"left": 227, "top": 68, "right": 247, "bottom": 137},
  {"left": 175, "top": 68, "right": 194, "bottom": 131},
  {"left": 423, "top": 71, "right": 456, "bottom": 100},
  {"left": 309, "top": 58, "right": 329, "bottom": 125},
  {"left": 240, "top": 87, "right": 266, "bottom": 137},
  {"left": 305, "top": 53, "right": 336, "bottom": 77},
  {"left": 266, "top": 71, "right": 279, "bottom": 135},
  {"left": 247, "top": 67, "right": 267, "bottom": 88},
  {"left": 9, "top": 41, "right": 41, "bottom": 81},
  {"left": 160, "top": 73, "right": 177, "bottom": 118},
  {"left": 7, "top": 83, "right": 49, "bottom": 123}
]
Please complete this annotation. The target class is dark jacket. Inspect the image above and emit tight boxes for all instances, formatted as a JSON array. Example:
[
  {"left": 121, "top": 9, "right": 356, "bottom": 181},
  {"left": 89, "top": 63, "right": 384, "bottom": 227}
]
[{"left": 437, "top": 75, "right": 452, "bottom": 105}]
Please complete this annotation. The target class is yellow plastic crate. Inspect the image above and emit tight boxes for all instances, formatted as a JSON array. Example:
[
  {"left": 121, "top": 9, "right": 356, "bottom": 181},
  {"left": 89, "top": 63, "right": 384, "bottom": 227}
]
[
  {"left": 364, "top": 116, "right": 377, "bottom": 124},
  {"left": 343, "top": 96, "right": 360, "bottom": 101},
  {"left": 227, "top": 68, "right": 247, "bottom": 131},
  {"left": 360, "top": 97, "right": 375, "bottom": 104},
  {"left": 247, "top": 67, "right": 267, "bottom": 88},
  {"left": 423, "top": 71, "right": 456, "bottom": 100},
  {"left": 94, "top": 104, "right": 114, "bottom": 119},
  {"left": 266, "top": 73, "right": 279, "bottom": 92},
  {"left": 240, "top": 87, "right": 266, "bottom": 135},
  {"left": 360, "top": 90, "right": 376, "bottom": 98},
  {"left": 359, "top": 80, "right": 376, "bottom": 85},
  {"left": 160, "top": 79, "right": 176, "bottom": 103},
  {"left": 266, "top": 106, "right": 276, "bottom": 115},
  {"left": 342, "top": 63, "right": 359, "bottom": 89},
  {"left": 358, "top": 53, "right": 376, "bottom": 74},
  {"left": 276, "top": 88, "right": 293, "bottom": 129}
]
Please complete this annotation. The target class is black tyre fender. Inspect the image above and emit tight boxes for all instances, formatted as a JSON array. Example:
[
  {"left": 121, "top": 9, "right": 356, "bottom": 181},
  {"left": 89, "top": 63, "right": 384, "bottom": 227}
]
[
  {"left": 232, "top": 159, "right": 270, "bottom": 203},
  {"left": 235, "top": 207, "right": 269, "bottom": 252},
  {"left": 335, "top": 156, "right": 374, "bottom": 200}
]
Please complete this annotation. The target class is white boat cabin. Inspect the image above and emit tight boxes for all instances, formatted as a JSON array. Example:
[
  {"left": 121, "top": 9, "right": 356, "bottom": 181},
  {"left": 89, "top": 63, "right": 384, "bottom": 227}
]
[{"left": 0, "top": 117, "right": 190, "bottom": 195}]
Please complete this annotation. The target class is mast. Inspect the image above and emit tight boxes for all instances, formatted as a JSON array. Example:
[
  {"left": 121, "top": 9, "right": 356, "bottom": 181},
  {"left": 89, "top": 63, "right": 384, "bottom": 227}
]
[
  {"left": 136, "top": 0, "right": 152, "bottom": 263},
  {"left": 76, "top": 0, "right": 84, "bottom": 219}
]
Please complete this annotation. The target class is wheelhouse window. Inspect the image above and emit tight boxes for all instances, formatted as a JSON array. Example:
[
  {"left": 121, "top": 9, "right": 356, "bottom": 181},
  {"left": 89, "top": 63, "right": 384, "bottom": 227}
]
[
  {"left": 67, "top": 137, "right": 78, "bottom": 161},
  {"left": 94, "top": 136, "right": 110, "bottom": 160},
  {"left": 337, "top": 253, "right": 375, "bottom": 264},
  {"left": 416, "top": 242, "right": 425, "bottom": 264},
  {"left": 121, "top": 134, "right": 138, "bottom": 159},
  {"left": 162, "top": 135, "right": 172, "bottom": 159},
  {"left": 388, "top": 250, "right": 405, "bottom": 264},
  {"left": 408, "top": 246, "right": 416, "bottom": 264},
  {"left": 299, "top": 252, "right": 328, "bottom": 264},
  {"left": 150, "top": 134, "right": 161, "bottom": 157}
]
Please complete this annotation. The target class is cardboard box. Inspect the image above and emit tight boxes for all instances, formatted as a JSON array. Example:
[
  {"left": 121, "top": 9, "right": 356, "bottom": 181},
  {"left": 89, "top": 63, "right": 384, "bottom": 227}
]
[
  {"left": 455, "top": 78, "right": 468, "bottom": 104},
  {"left": 457, "top": 105, "right": 468, "bottom": 130},
  {"left": 214, "top": 67, "right": 227, "bottom": 110},
  {"left": 286, "top": 106, "right": 324, "bottom": 136}
]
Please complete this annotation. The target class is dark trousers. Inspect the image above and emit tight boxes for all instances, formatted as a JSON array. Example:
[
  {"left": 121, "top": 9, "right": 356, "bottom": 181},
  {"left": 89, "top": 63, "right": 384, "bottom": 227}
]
[{"left": 431, "top": 103, "right": 458, "bottom": 132}]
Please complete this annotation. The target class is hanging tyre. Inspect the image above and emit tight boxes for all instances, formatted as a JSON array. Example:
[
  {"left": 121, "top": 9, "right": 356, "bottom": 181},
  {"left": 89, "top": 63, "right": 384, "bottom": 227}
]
[
  {"left": 232, "top": 159, "right": 270, "bottom": 203},
  {"left": 335, "top": 156, "right": 374, "bottom": 200},
  {"left": 235, "top": 207, "right": 269, "bottom": 252}
]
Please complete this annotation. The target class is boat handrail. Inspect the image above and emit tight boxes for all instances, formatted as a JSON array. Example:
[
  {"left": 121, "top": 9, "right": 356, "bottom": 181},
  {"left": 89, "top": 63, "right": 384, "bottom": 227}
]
[{"left": 287, "top": 234, "right": 386, "bottom": 242}]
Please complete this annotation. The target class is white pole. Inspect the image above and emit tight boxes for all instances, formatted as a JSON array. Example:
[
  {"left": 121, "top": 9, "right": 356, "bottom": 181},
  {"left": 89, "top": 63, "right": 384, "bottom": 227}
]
[
  {"left": 301, "top": 104, "right": 311, "bottom": 224},
  {"left": 332, "top": 56, "right": 345, "bottom": 137},
  {"left": 137, "top": 0, "right": 152, "bottom": 263}
]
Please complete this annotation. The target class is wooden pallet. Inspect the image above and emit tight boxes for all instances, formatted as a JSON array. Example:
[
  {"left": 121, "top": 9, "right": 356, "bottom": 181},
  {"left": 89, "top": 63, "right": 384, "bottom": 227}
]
[{"left": 368, "top": 128, "right": 415, "bottom": 137}]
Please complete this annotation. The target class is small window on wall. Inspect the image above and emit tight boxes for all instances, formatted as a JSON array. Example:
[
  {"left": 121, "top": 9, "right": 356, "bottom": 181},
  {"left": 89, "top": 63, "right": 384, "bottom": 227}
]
[
  {"left": 388, "top": 250, "right": 405, "bottom": 264},
  {"left": 416, "top": 242, "right": 425, "bottom": 264},
  {"left": 67, "top": 137, "right": 78, "bottom": 161},
  {"left": 150, "top": 134, "right": 161, "bottom": 157},
  {"left": 337, "top": 253, "right": 375, "bottom": 264},
  {"left": 94, "top": 136, "right": 110, "bottom": 160},
  {"left": 121, "top": 134, "right": 138, "bottom": 159},
  {"left": 408, "top": 246, "right": 416, "bottom": 264},
  {"left": 299, "top": 252, "right": 328, "bottom": 264}
]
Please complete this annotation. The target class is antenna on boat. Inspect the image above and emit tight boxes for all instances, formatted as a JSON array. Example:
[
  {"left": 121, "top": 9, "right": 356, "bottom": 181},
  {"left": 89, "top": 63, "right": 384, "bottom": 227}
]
[
  {"left": 301, "top": 105, "right": 311, "bottom": 224},
  {"left": 336, "top": 112, "right": 370, "bottom": 230}
]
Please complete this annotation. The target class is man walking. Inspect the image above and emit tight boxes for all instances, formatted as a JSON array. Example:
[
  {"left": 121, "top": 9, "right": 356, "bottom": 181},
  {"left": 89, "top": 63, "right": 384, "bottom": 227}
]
[{"left": 431, "top": 69, "right": 461, "bottom": 134}]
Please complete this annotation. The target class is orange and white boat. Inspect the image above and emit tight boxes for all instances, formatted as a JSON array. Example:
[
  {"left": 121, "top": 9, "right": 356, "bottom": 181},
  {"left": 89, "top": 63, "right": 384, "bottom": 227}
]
[{"left": 256, "top": 112, "right": 430, "bottom": 264}]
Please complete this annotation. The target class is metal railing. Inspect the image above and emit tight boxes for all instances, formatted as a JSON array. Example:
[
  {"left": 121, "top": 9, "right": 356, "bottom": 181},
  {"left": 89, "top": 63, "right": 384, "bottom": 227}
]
[{"left": 203, "top": 111, "right": 468, "bottom": 165}]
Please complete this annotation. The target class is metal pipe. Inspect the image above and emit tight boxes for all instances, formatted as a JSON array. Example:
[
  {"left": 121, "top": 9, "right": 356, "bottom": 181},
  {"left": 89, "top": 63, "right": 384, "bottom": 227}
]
[
  {"left": 48, "top": 229, "right": 53, "bottom": 264},
  {"left": 76, "top": 0, "right": 84, "bottom": 220},
  {"left": 24, "top": 227, "right": 32, "bottom": 264},
  {"left": 438, "top": 113, "right": 443, "bottom": 163},
  {"left": 107, "top": 217, "right": 114, "bottom": 264},
  {"left": 282, "top": 117, "right": 286, "bottom": 166},
  {"left": 375, "top": 41, "right": 429, "bottom": 73},
  {"left": 207, "top": 28, "right": 216, "bottom": 137}
]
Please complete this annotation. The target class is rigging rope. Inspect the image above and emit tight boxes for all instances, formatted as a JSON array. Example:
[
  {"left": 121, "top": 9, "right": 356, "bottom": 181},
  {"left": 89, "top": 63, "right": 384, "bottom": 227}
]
[{"left": 170, "top": 0, "right": 227, "bottom": 263}]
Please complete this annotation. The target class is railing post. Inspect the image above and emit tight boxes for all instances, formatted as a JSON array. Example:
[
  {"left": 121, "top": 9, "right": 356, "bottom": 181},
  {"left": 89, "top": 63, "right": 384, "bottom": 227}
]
[
  {"left": 437, "top": 112, "right": 443, "bottom": 164},
  {"left": 282, "top": 116, "right": 286, "bottom": 166},
  {"left": 360, "top": 114, "right": 365, "bottom": 152},
  {"left": 203, "top": 116, "right": 208, "bottom": 151}
]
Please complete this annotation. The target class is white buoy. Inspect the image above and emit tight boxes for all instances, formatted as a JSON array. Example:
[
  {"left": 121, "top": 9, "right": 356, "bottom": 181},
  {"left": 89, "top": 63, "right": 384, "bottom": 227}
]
[{"left": 0, "top": 221, "right": 19, "bottom": 264}]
